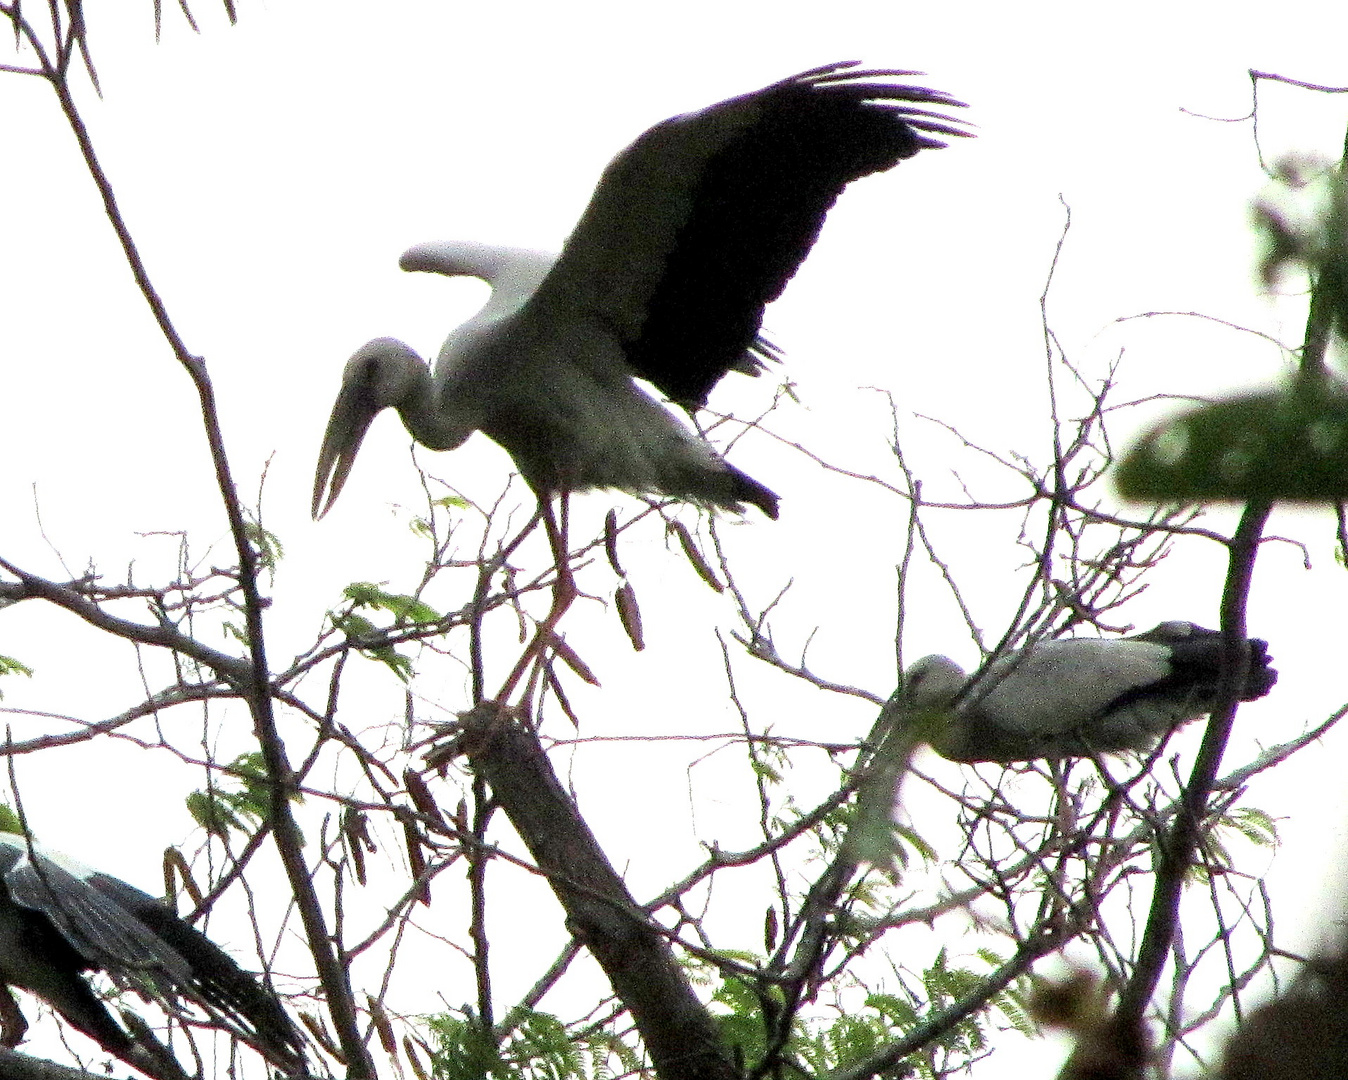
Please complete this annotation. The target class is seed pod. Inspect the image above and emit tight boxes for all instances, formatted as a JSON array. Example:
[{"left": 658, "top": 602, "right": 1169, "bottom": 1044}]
[
  {"left": 615, "top": 582, "right": 645, "bottom": 651},
  {"left": 604, "top": 509, "right": 624, "bottom": 575},
  {"left": 403, "top": 768, "right": 447, "bottom": 830},
  {"left": 403, "top": 820, "right": 431, "bottom": 904},
  {"left": 669, "top": 519, "right": 723, "bottom": 592},
  {"left": 545, "top": 631, "right": 600, "bottom": 685},
  {"left": 162, "top": 847, "right": 204, "bottom": 909}
]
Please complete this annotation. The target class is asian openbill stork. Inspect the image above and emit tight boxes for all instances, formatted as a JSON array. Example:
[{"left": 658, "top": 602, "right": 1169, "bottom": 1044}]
[
  {"left": 312, "top": 62, "right": 967, "bottom": 695},
  {"left": 902, "top": 622, "right": 1277, "bottom": 763},
  {"left": 0, "top": 830, "right": 307, "bottom": 1080},
  {"left": 313, "top": 61, "right": 967, "bottom": 519}
]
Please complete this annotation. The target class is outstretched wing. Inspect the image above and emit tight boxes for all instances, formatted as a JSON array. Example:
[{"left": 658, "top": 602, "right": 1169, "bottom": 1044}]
[{"left": 529, "top": 61, "right": 969, "bottom": 407}]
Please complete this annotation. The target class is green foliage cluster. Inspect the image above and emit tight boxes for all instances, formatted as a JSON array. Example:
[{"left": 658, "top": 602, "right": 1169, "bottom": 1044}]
[
  {"left": 1190, "top": 806, "right": 1279, "bottom": 883},
  {"left": 426, "top": 1009, "right": 642, "bottom": 1080},
  {"left": 0, "top": 802, "right": 26, "bottom": 836},
  {"left": 0, "top": 653, "right": 33, "bottom": 699},
  {"left": 335, "top": 582, "right": 444, "bottom": 682},
  {"left": 1119, "top": 155, "right": 1348, "bottom": 501},
  {"left": 421, "top": 952, "right": 1033, "bottom": 1080},
  {"left": 185, "top": 750, "right": 303, "bottom": 842},
  {"left": 705, "top": 950, "right": 1033, "bottom": 1080}
]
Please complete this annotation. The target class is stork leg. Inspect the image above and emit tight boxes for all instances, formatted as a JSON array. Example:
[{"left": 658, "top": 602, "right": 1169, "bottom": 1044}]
[{"left": 493, "top": 493, "right": 579, "bottom": 705}]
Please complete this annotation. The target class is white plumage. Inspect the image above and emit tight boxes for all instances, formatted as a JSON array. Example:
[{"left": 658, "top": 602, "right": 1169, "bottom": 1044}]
[
  {"left": 312, "top": 62, "right": 968, "bottom": 520},
  {"left": 903, "top": 622, "right": 1277, "bottom": 763}
]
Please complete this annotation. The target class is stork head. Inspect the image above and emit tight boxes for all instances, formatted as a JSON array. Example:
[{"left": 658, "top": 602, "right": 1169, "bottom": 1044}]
[
  {"left": 896, "top": 655, "right": 974, "bottom": 760},
  {"left": 312, "top": 337, "right": 430, "bottom": 518},
  {"left": 902, "top": 655, "right": 967, "bottom": 710}
]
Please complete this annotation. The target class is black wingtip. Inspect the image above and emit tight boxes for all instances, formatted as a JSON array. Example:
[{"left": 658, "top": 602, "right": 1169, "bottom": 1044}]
[
  {"left": 1137, "top": 622, "right": 1279, "bottom": 704},
  {"left": 1244, "top": 638, "right": 1278, "bottom": 701},
  {"left": 728, "top": 466, "right": 780, "bottom": 520}
]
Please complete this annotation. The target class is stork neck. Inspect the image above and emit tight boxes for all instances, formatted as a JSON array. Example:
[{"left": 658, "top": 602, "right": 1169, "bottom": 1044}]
[{"left": 395, "top": 374, "right": 471, "bottom": 452}]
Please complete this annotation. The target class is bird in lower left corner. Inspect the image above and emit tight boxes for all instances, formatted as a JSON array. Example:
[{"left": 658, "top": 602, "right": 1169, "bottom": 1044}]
[
  {"left": 902, "top": 621, "right": 1278, "bottom": 763},
  {"left": 0, "top": 825, "right": 307, "bottom": 1080}
]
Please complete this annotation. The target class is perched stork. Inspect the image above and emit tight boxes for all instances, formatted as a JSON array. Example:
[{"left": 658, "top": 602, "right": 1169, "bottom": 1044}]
[
  {"left": 0, "top": 831, "right": 306, "bottom": 1080},
  {"left": 902, "top": 622, "right": 1278, "bottom": 763},
  {"left": 312, "top": 62, "right": 968, "bottom": 521}
]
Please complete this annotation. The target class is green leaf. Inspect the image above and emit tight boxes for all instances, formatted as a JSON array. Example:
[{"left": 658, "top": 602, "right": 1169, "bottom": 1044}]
[
  {"left": 749, "top": 757, "right": 783, "bottom": 784},
  {"left": 335, "top": 612, "right": 417, "bottom": 682},
  {"left": 186, "top": 752, "right": 304, "bottom": 843},
  {"left": 343, "top": 582, "right": 440, "bottom": 624},
  {"left": 374, "top": 649, "right": 414, "bottom": 682},
  {"left": 1116, "top": 384, "right": 1348, "bottom": 501},
  {"left": 186, "top": 789, "right": 249, "bottom": 838},
  {"left": 337, "top": 612, "right": 378, "bottom": 638},
  {"left": 245, "top": 522, "right": 285, "bottom": 579},
  {"left": 425, "top": 1015, "right": 507, "bottom": 1080},
  {"left": 1253, "top": 157, "right": 1348, "bottom": 346},
  {"left": 1217, "top": 805, "right": 1279, "bottom": 848},
  {"left": 0, "top": 655, "right": 33, "bottom": 679},
  {"left": 683, "top": 944, "right": 1032, "bottom": 1080},
  {"left": 0, "top": 803, "right": 27, "bottom": 837},
  {"left": 425, "top": 1005, "right": 640, "bottom": 1080},
  {"left": 0, "top": 654, "right": 33, "bottom": 700}
]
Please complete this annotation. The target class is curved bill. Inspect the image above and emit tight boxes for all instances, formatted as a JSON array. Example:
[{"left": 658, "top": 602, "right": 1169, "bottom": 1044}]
[{"left": 312, "top": 381, "right": 381, "bottom": 519}]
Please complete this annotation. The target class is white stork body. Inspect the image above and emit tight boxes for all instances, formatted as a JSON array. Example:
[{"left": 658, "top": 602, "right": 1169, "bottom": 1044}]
[
  {"left": 313, "top": 62, "right": 968, "bottom": 519},
  {"left": 0, "top": 832, "right": 306, "bottom": 1080},
  {"left": 400, "top": 242, "right": 761, "bottom": 508},
  {"left": 903, "top": 622, "right": 1278, "bottom": 763}
]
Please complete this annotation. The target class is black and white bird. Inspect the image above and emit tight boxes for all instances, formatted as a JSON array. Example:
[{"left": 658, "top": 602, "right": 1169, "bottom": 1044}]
[
  {"left": 0, "top": 830, "right": 306, "bottom": 1080},
  {"left": 902, "top": 622, "right": 1278, "bottom": 763},
  {"left": 312, "top": 62, "right": 968, "bottom": 522}
]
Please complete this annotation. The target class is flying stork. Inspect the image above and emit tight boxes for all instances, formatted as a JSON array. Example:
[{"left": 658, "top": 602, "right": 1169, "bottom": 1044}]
[
  {"left": 312, "top": 61, "right": 969, "bottom": 523},
  {"left": 0, "top": 829, "right": 307, "bottom": 1080},
  {"left": 902, "top": 622, "right": 1277, "bottom": 763}
]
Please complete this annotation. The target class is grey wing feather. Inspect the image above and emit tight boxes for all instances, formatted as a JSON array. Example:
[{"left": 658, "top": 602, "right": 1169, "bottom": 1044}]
[
  {"left": 0, "top": 843, "right": 191, "bottom": 987},
  {"left": 975, "top": 640, "right": 1173, "bottom": 736}
]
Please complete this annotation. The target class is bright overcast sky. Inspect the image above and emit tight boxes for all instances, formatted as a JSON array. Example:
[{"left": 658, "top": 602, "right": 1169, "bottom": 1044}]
[{"left": 4, "top": 0, "right": 1348, "bottom": 1074}]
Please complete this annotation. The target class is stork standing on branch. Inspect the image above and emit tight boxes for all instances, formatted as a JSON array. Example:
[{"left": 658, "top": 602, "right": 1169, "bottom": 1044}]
[{"left": 313, "top": 62, "right": 968, "bottom": 695}]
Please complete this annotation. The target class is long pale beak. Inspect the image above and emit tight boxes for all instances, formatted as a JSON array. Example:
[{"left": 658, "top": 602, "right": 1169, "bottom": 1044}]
[{"left": 312, "top": 382, "right": 381, "bottom": 519}]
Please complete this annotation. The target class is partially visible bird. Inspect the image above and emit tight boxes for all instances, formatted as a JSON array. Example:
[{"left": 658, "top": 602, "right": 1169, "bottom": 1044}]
[
  {"left": 902, "top": 622, "right": 1278, "bottom": 763},
  {"left": 312, "top": 62, "right": 968, "bottom": 521},
  {"left": 0, "top": 830, "right": 307, "bottom": 1080}
]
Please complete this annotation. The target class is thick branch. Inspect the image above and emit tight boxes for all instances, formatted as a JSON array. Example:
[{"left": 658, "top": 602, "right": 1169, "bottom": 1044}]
[
  {"left": 456, "top": 703, "right": 738, "bottom": 1080},
  {"left": 0, "top": 1046, "right": 105, "bottom": 1080}
]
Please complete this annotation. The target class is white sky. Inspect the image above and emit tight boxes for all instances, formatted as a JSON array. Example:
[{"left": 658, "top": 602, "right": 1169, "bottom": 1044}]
[{"left": 4, "top": 0, "right": 1348, "bottom": 1075}]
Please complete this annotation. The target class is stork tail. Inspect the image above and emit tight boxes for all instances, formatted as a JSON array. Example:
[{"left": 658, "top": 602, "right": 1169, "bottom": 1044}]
[{"left": 725, "top": 465, "right": 780, "bottom": 519}]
